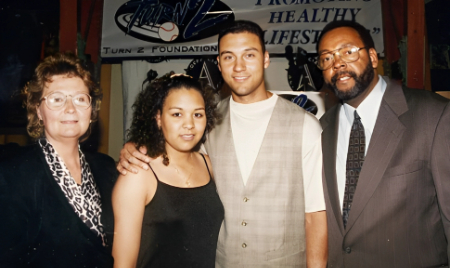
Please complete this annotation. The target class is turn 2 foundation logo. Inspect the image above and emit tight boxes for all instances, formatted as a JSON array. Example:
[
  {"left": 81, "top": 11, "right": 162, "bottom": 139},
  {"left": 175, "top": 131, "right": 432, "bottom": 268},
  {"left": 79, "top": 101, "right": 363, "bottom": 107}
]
[{"left": 115, "top": 0, "right": 235, "bottom": 43}]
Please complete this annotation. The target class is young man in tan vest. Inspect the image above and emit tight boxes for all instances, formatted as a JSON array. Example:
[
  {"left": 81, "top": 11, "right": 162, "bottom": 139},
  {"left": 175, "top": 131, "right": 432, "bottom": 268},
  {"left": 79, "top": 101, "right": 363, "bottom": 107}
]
[{"left": 118, "top": 20, "right": 327, "bottom": 267}]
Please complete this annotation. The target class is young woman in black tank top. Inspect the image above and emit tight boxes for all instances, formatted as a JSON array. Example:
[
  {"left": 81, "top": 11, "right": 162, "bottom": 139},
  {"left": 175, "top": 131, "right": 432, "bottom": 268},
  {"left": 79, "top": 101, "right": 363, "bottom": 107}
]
[{"left": 112, "top": 73, "right": 224, "bottom": 268}]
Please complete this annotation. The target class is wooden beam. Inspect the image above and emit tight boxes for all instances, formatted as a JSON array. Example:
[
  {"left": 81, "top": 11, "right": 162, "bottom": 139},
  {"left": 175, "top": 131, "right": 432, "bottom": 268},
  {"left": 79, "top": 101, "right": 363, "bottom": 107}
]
[
  {"left": 108, "top": 64, "right": 124, "bottom": 161},
  {"left": 98, "top": 64, "right": 112, "bottom": 155},
  {"left": 80, "top": 0, "right": 104, "bottom": 63},
  {"left": 406, "top": 0, "right": 425, "bottom": 89},
  {"left": 59, "top": 0, "right": 77, "bottom": 53}
]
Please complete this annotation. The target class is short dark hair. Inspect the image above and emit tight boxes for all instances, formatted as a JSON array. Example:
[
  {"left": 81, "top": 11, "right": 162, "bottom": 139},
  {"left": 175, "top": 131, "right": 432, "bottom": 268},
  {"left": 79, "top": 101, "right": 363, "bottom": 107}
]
[
  {"left": 127, "top": 73, "right": 218, "bottom": 165},
  {"left": 23, "top": 52, "right": 102, "bottom": 140},
  {"left": 316, "top": 20, "right": 375, "bottom": 53},
  {"left": 218, "top": 20, "right": 266, "bottom": 53}
]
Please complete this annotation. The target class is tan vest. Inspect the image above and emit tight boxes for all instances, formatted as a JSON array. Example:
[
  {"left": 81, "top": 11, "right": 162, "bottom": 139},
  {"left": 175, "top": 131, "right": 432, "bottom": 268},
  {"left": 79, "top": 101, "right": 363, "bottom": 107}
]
[{"left": 204, "top": 97, "right": 306, "bottom": 267}]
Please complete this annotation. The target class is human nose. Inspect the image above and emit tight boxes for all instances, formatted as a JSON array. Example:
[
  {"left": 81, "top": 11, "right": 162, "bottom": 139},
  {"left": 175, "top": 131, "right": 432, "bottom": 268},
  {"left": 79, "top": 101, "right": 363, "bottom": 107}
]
[
  {"left": 183, "top": 116, "right": 194, "bottom": 129},
  {"left": 64, "top": 96, "right": 75, "bottom": 113},
  {"left": 332, "top": 52, "right": 347, "bottom": 69},
  {"left": 233, "top": 57, "right": 246, "bottom": 72}
]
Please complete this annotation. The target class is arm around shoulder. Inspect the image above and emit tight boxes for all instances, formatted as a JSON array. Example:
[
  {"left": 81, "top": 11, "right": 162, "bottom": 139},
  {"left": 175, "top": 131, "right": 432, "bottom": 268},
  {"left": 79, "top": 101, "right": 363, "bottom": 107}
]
[{"left": 117, "top": 142, "right": 152, "bottom": 175}]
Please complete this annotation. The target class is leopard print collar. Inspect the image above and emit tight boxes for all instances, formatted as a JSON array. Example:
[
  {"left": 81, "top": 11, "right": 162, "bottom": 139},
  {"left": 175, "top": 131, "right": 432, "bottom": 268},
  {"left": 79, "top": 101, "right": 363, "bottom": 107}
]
[{"left": 39, "top": 138, "right": 106, "bottom": 244}]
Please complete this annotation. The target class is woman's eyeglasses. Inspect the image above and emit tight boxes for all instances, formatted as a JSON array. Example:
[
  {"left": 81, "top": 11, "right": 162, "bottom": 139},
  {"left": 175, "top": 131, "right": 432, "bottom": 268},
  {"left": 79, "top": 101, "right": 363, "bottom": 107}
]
[{"left": 40, "top": 92, "right": 92, "bottom": 110}]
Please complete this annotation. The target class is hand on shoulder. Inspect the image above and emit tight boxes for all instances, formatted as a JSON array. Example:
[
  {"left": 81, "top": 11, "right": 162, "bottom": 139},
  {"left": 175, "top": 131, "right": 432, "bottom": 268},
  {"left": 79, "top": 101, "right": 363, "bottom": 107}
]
[{"left": 117, "top": 142, "right": 155, "bottom": 175}]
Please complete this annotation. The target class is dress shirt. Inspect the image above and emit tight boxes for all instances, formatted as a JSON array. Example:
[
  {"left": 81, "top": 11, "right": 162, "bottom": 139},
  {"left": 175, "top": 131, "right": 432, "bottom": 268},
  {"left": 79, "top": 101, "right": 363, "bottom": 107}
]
[{"left": 336, "top": 75, "right": 386, "bottom": 211}]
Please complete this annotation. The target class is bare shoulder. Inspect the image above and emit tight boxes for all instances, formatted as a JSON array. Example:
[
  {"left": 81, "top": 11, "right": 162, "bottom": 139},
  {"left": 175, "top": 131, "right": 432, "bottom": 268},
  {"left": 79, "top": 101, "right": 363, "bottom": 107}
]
[
  {"left": 113, "top": 168, "right": 157, "bottom": 204},
  {"left": 200, "top": 153, "right": 214, "bottom": 178}
]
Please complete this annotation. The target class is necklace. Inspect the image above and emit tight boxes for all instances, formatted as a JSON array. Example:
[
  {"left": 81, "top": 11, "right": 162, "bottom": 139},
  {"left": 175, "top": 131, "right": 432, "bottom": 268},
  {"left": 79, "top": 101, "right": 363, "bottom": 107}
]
[{"left": 172, "top": 153, "right": 194, "bottom": 187}]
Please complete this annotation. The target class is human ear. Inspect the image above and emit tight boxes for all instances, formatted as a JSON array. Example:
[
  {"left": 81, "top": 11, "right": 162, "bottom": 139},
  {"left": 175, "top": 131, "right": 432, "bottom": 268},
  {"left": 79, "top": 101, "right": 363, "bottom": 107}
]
[
  {"left": 36, "top": 106, "right": 42, "bottom": 121},
  {"left": 156, "top": 110, "right": 161, "bottom": 128},
  {"left": 368, "top": 48, "right": 378, "bottom": 69},
  {"left": 263, "top": 51, "right": 270, "bottom": 69},
  {"left": 217, "top": 55, "right": 222, "bottom": 72}
]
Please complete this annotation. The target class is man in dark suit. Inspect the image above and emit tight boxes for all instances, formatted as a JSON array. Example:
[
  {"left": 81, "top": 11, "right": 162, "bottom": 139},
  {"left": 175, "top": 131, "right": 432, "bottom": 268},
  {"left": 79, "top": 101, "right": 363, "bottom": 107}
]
[{"left": 318, "top": 20, "right": 450, "bottom": 267}]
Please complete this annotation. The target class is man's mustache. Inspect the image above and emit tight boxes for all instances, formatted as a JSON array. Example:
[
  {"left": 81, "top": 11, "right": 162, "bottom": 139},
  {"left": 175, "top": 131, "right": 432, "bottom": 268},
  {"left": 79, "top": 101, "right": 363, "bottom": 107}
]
[{"left": 331, "top": 71, "right": 357, "bottom": 85}]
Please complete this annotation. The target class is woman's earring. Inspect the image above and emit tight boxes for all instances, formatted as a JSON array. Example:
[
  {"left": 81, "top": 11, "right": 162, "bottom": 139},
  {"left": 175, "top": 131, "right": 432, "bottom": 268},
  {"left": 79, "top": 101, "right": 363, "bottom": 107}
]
[{"left": 162, "top": 153, "right": 170, "bottom": 166}]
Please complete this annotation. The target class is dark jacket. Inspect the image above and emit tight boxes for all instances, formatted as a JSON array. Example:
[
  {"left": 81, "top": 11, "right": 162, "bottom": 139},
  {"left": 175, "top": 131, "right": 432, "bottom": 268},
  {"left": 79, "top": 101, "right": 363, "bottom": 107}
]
[
  {"left": 0, "top": 143, "right": 117, "bottom": 268},
  {"left": 321, "top": 77, "right": 450, "bottom": 267},
  {"left": 0, "top": 143, "right": 23, "bottom": 161}
]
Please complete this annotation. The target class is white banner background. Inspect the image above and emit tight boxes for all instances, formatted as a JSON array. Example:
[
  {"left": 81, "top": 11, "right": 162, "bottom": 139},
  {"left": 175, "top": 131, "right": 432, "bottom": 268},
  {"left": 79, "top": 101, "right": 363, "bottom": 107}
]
[{"left": 101, "top": 0, "right": 384, "bottom": 58}]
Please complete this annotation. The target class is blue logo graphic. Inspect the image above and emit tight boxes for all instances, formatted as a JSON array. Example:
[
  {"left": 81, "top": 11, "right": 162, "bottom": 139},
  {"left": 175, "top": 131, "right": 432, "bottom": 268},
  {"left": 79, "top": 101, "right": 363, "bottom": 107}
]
[
  {"left": 279, "top": 94, "right": 318, "bottom": 115},
  {"left": 115, "top": 0, "right": 235, "bottom": 43}
]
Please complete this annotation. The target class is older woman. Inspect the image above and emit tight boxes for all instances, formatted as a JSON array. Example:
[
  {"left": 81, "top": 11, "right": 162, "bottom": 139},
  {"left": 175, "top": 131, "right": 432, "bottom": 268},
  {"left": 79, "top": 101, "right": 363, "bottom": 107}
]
[{"left": 0, "top": 53, "right": 116, "bottom": 267}]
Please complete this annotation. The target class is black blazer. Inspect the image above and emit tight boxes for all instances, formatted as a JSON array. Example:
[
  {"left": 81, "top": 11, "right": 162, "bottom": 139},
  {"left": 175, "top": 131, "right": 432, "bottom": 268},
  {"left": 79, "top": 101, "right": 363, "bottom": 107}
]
[
  {"left": 321, "top": 77, "right": 450, "bottom": 267},
  {"left": 0, "top": 143, "right": 21, "bottom": 162},
  {"left": 0, "top": 143, "right": 117, "bottom": 268}
]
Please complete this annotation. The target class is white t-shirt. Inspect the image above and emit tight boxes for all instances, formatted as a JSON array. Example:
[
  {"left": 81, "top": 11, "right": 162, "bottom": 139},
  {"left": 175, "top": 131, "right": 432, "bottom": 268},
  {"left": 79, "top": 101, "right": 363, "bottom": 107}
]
[
  {"left": 230, "top": 94, "right": 277, "bottom": 185},
  {"left": 229, "top": 94, "right": 325, "bottom": 213}
]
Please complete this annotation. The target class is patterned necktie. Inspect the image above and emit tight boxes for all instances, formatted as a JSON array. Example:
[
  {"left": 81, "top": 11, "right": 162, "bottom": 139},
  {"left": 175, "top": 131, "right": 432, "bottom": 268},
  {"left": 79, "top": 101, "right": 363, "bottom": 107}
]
[{"left": 342, "top": 110, "right": 365, "bottom": 228}]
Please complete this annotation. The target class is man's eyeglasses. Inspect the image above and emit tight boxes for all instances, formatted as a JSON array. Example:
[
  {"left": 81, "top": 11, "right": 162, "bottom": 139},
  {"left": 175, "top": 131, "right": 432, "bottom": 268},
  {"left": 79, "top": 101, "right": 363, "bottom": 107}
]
[
  {"left": 316, "top": 46, "right": 366, "bottom": 71},
  {"left": 40, "top": 92, "right": 92, "bottom": 110}
]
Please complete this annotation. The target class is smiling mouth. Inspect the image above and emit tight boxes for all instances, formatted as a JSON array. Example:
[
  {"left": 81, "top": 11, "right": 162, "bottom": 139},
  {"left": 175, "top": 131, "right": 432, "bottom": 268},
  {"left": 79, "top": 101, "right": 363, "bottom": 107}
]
[
  {"left": 180, "top": 134, "right": 195, "bottom": 140},
  {"left": 331, "top": 71, "right": 356, "bottom": 85},
  {"left": 338, "top": 76, "right": 351, "bottom": 81},
  {"left": 232, "top": 75, "right": 249, "bottom": 82}
]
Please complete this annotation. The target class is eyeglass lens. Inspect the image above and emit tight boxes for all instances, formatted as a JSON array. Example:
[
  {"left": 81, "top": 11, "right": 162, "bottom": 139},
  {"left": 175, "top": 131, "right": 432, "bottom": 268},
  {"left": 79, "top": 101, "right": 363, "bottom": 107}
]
[
  {"left": 318, "top": 46, "right": 361, "bottom": 70},
  {"left": 46, "top": 92, "right": 91, "bottom": 109}
]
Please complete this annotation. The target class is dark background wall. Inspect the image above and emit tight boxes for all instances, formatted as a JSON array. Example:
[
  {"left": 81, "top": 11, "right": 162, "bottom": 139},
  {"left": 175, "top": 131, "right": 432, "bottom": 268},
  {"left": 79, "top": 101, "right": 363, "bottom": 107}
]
[{"left": 0, "top": 0, "right": 59, "bottom": 133}]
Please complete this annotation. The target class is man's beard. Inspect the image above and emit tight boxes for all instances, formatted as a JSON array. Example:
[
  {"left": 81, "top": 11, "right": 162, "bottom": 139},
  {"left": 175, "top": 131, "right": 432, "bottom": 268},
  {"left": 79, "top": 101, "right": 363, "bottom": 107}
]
[{"left": 327, "top": 61, "right": 375, "bottom": 101}]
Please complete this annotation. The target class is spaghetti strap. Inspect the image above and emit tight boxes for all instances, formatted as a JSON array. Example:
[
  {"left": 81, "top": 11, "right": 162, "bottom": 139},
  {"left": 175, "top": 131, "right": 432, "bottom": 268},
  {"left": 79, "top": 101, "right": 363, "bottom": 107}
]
[
  {"left": 199, "top": 153, "right": 212, "bottom": 178},
  {"left": 148, "top": 165, "right": 160, "bottom": 181}
]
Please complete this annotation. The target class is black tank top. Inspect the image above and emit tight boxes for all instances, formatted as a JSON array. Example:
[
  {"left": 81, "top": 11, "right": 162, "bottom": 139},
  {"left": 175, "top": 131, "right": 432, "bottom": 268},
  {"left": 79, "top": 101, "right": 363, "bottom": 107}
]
[{"left": 136, "top": 154, "right": 224, "bottom": 268}]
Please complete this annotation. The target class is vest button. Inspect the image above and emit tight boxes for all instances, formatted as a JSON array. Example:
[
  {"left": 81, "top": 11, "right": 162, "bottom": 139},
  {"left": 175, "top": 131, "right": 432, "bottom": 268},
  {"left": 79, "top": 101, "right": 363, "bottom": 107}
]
[
  {"left": 345, "top": 247, "right": 351, "bottom": 254},
  {"left": 241, "top": 221, "right": 247, "bottom": 226},
  {"left": 243, "top": 197, "right": 249, "bottom": 202},
  {"left": 242, "top": 243, "right": 247, "bottom": 248}
]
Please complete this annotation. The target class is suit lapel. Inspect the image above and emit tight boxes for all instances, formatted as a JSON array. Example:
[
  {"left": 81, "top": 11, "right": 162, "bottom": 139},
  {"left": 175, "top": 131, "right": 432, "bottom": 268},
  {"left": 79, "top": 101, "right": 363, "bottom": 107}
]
[
  {"left": 36, "top": 144, "right": 105, "bottom": 244},
  {"left": 345, "top": 78, "right": 408, "bottom": 231},
  {"left": 321, "top": 104, "right": 345, "bottom": 235}
]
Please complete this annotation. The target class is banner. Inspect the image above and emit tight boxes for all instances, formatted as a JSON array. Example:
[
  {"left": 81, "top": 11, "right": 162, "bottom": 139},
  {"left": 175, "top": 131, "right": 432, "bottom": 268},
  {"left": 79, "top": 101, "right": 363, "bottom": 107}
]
[{"left": 101, "top": 0, "right": 383, "bottom": 58}]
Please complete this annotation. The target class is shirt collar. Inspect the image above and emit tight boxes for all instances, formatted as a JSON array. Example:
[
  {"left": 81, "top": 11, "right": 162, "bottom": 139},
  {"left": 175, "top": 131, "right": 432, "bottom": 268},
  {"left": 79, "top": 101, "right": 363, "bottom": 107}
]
[
  {"left": 230, "top": 93, "right": 278, "bottom": 116},
  {"left": 342, "top": 75, "right": 386, "bottom": 131}
]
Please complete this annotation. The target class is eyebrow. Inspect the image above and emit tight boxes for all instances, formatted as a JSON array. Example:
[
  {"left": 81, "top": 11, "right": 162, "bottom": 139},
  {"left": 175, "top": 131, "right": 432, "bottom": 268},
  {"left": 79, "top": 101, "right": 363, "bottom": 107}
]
[
  {"left": 168, "top": 107, "right": 205, "bottom": 110},
  {"left": 318, "top": 43, "right": 355, "bottom": 55},
  {"left": 45, "top": 91, "right": 89, "bottom": 96},
  {"left": 219, "top": 47, "right": 259, "bottom": 56}
]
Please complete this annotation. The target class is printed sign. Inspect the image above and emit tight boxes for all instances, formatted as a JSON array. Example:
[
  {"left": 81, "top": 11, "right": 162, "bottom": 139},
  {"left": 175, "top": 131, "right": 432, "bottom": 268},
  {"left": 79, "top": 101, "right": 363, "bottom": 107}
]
[
  {"left": 275, "top": 91, "right": 325, "bottom": 118},
  {"left": 101, "top": 0, "right": 383, "bottom": 58}
]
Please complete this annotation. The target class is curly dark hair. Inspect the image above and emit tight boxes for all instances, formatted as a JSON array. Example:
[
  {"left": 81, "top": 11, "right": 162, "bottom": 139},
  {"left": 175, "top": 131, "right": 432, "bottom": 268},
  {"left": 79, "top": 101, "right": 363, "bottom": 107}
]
[
  {"left": 127, "top": 73, "right": 218, "bottom": 165},
  {"left": 23, "top": 52, "right": 102, "bottom": 140}
]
